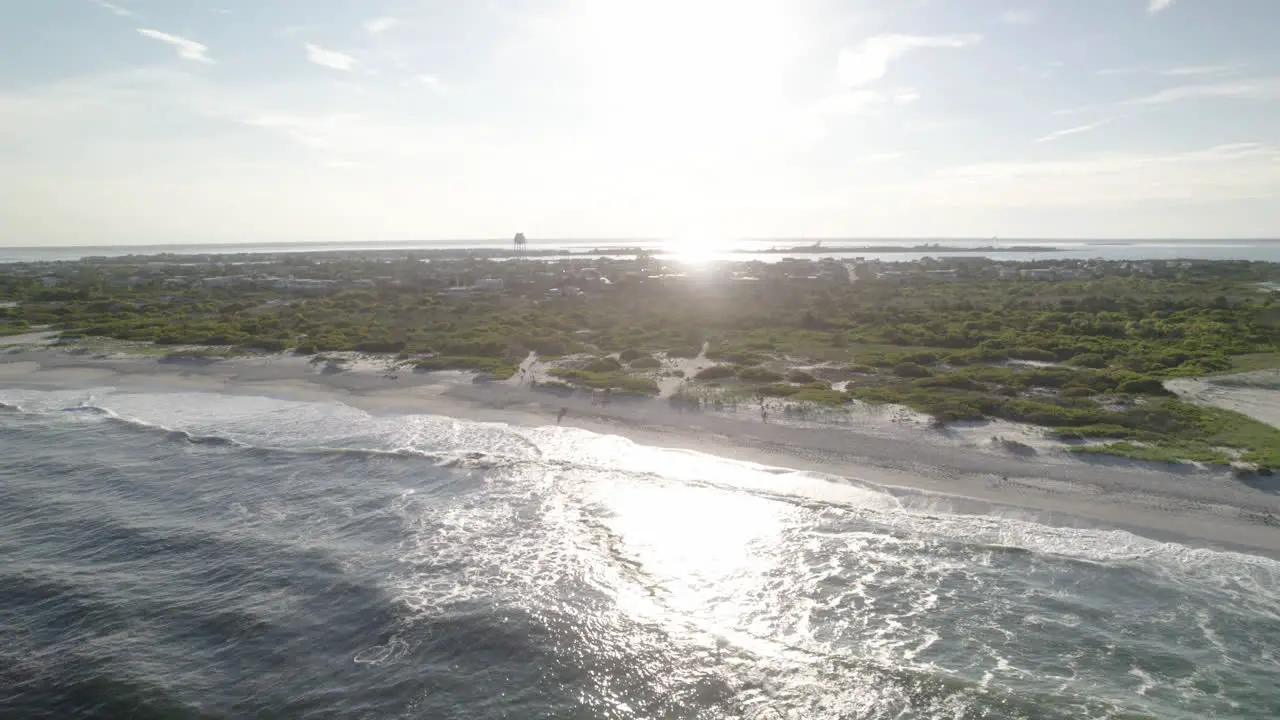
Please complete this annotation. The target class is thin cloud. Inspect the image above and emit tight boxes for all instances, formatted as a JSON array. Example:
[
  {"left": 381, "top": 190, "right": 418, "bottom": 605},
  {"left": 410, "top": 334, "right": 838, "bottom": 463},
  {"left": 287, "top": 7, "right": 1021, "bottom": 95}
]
[
  {"left": 1126, "top": 79, "right": 1280, "bottom": 105},
  {"left": 999, "top": 9, "right": 1037, "bottom": 25},
  {"left": 364, "top": 17, "right": 400, "bottom": 35},
  {"left": 929, "top": 143, "right": 1280, "bottom": 206},
  {"left": 1102, "top": 64, "right": 1242, "bottom": 77},
  {"left": 837, "top": 33, "right": 981, "bottom": 87},
  {"left": 136, "top": 28, "right": 213, "bottom": 63},
  {"left": 1160, "top": 64, "right": 1242, "bottom": 77},
  {"left": 305, "top": 44, "right": 356, "bottom": 71},
  {"left": 1147, "top": 0, "right": 1174, "bottom": 14},
  {"left": 1035, "top": 117, "right": 1118, "bottom": 143},
  {"left": 417, "top": 74, "right": 446, "bottom": 91},
  {"left": 89, "top": 0, "right": 133, "bottom": 17}
]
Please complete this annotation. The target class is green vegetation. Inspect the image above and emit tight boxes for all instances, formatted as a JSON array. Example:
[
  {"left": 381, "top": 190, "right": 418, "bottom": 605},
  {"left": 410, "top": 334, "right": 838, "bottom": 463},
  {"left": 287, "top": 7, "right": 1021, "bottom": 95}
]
[
  {"left": 5, "top": 256, "right": 1280, "bottom": 466},
  {"left": 547, "top": 368, "right": 660, "bottom": 396},
  {"left": 628, "top": 355, "right": 662, "bottom": 370},
  {"left": 1226, "top": 351, "right": 1280, "bottom": 373}
]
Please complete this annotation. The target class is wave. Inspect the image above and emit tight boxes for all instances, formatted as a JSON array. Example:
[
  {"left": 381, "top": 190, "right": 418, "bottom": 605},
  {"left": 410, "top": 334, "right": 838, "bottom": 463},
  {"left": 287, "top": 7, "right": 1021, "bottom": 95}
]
[{"left": 8, "top": 388, "right": 1280, "bottom": 580}]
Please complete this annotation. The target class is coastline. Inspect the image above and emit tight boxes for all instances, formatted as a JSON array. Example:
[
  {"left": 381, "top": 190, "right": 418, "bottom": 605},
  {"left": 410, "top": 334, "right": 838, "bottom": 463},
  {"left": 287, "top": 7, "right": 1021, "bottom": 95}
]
[{"left": 3, "top": 346, "right": 1280, "bottom": 557}]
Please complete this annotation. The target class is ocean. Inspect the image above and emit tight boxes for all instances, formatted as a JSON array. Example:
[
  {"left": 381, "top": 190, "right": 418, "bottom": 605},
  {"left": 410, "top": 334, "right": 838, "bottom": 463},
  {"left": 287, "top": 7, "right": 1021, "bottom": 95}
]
[
  {"left": 4, "top": 239, "right": 1280, "bottom": 265},
  {"left": 1, "top": 387, "right": 1277, "bottom": 719}
]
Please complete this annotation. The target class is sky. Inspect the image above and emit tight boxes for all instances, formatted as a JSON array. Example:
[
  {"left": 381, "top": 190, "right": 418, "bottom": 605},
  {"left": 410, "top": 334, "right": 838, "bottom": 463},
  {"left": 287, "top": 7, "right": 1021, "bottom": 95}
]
[{"left": 2, "top": 0, "right": 1279, "bottom": 245}]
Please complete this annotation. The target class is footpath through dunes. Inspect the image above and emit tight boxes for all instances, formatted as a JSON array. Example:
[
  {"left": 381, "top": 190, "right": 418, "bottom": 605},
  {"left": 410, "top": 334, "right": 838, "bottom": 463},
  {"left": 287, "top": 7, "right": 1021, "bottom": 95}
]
[{"left": 2, "top": 385, "right": 1279, "bottom": 718}]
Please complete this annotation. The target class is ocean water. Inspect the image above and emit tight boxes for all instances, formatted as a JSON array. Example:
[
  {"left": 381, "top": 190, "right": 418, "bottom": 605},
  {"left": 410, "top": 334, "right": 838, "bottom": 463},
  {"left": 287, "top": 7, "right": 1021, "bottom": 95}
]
[
  {"left": 2, "top": 387, "right": 1278, "bottom": 719},
  {"left": 4, "top": 239, "right": 1280, "bottom": 265}
]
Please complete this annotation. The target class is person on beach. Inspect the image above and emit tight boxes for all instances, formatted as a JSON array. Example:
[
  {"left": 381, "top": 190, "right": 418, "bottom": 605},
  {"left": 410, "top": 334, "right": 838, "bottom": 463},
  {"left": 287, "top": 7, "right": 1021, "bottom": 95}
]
[{"left": 557, "top": 407, "right": 567, "bottom": 424}]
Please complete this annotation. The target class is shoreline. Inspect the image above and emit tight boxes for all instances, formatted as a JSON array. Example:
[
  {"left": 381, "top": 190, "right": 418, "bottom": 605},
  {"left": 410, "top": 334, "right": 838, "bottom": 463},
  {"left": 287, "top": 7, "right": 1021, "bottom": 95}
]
[{"left": 3, "top": 347, "right": 1280, "bottom": 557}]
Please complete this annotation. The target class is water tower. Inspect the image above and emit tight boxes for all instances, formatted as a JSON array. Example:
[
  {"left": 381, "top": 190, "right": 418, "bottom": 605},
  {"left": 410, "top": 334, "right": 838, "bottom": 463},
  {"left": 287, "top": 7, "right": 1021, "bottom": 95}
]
[{"left": 513, "top": 232, "right": 527, "bottom": 259}]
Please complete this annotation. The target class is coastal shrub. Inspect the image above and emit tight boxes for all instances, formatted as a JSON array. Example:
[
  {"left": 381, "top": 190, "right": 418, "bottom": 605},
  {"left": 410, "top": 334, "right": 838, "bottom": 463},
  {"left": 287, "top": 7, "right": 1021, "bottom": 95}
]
[
  {"left": 1007, "top": 347, "right": 1057, "bottom": 363},
  {"left": 666, "top": 345, "right": 701, "bottom": 359},
  {"left": 618, "top": 348, "right": 645, "bottom": 362},
  {"left": 793, "top": 387, "right": 848, "bottom": 405},
  {"left": 524, "top": 338, "right": 574, "bottom": 357},
  {"left": 415, "top": 356, "right": 516, "bottom": 378},
  {"left": 294, "top": 342, "right": 318, "bottom": 355},
  {"left": 1117, "top": 377, "right": 1173, "bottom": 396},
  {"left": 707, "top": 350, "right": 765, "bottom": 365},
  {"left": 785, "top": 369, "right": 817, "bottom": 384},
  {"left": 1062, "top": 386, "right": 1094, "bottom": 398},
  {"left": 737, "top": 366, "right": 783, "bottom": 383},
  {"left": 901, "top": 352, "right": 939, "bottom": 366},
  {"left": 915, "top": 373, "right": 984, "bottom": 392},
  {"left": 241, "top": 337, "right": 290, "bottom": 352},
  {"left": 354, "top": 339, "right": 405, "bottom": 353},
  {"left": 582, "top": 356, "right": 623, "bottom": 373},
  {"left": 695, "top": 365, "right": 737, "bottom": 381},
  {"left": 757, "top": 383, "right": 800, "bottom": 398},
  {"left": 846, "top": 364, "right": 878, "bottom": 375},
  {"left": 892, "top": 362, "right": 932, "bottom": 379},
  {"left": 548, "top": 367, "right": 660, "bottom": 395},
  {"left": 438, "top": 339, "right": 508, "bottom": 358},
  {"left": 629, "top": 356, "right": 661, "bottom": 370},
  {"left": 1049, "top": 425, "right": 1140, "bottom": 440},
  {"left": 611, "top": 376, "right": 661, "bottom": 395}
]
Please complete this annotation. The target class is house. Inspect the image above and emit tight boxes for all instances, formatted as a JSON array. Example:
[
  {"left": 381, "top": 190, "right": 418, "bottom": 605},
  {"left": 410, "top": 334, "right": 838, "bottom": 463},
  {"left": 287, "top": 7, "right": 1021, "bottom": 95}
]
[{"left": 39, "top": 276, "right": 61, "bottom": 287}]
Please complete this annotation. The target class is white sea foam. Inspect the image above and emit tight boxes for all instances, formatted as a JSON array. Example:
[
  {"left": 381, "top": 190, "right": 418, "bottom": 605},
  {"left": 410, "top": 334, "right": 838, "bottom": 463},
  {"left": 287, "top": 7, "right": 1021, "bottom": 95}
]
[{"left": 6, "top": 385, "right": 1280, "bottom": 718}]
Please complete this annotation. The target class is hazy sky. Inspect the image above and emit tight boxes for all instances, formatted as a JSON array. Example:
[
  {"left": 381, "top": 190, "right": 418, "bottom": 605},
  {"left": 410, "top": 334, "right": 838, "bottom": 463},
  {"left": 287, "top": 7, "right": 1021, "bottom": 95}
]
[{"left": 3, "top": 0, "right": 1279, "bottom": 245}]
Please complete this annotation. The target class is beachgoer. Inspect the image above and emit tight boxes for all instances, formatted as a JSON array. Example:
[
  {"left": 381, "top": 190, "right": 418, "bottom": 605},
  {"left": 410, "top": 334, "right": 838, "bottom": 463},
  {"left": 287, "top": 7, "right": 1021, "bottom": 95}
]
[{"left": 557, "top": 407, "right": 567, "bottom": 424}]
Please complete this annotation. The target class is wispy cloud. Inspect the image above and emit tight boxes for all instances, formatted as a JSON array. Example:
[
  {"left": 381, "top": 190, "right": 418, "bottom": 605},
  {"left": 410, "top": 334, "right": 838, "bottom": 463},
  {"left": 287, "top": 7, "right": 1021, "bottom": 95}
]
[
  {"left": 1101, "top": 63, "right": 1242, "bottom": 77},
  {"left": 1160, "top": 63, "right": 1242, "bottom": 77},
  {"left": 999, "top": 9, "right": 1037, "bottom": 25},
  {"left": 1126, "top": 78, "right": 1280, "bottom": 105},
  {"left": 1147, "top": 0, "right": 1175, "bottom": 15},
  {"left": 364, "top": 17, "right": 400, "bottom": 35},
  {"left": 136, "top": 29, "right": 213, "bottom": 63},
  {"left": 305, "top": 44, "right": 356, "bottom": 71},
  {"left": 89, "top": 0, "right": 133, "bottom": 17},
  {"left": 1035, "top": 117, "right": 1118, "bottom": 143},
  {"left": 837, "top": 34, "right": 981, "bottom": 87},
  {"left": 866, "top": 152, "right": 903, "bottom": 162},
  {"left": 929, "top": 143, "right": 1280, "bottom": 206}
]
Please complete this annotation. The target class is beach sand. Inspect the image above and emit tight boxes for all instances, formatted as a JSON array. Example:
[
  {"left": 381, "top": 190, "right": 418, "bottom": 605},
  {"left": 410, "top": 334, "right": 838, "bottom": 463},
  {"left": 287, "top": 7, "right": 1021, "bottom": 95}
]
[{"left": 3, "top": 346, "right": 1280, "bottom": 557}]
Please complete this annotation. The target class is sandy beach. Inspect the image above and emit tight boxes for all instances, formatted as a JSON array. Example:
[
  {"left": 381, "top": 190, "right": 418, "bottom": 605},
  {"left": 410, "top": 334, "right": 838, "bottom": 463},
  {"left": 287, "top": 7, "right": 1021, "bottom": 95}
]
[{"left": 3, "top": 344, "right": 1280, "bottom": 557}]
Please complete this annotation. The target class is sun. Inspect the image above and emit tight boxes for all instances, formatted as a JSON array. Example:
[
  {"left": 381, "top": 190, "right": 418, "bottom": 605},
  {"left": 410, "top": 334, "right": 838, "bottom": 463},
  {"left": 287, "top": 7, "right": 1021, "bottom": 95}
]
[{"left": 559, "top": 0, "right": 809, "bottom": 152}]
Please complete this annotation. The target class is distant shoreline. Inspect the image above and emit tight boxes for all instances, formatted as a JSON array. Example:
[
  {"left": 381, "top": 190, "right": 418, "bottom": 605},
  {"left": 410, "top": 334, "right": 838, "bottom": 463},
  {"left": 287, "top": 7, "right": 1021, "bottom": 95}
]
[{"left": 9, "top": 238, "right": 1280, "bottom": 265}]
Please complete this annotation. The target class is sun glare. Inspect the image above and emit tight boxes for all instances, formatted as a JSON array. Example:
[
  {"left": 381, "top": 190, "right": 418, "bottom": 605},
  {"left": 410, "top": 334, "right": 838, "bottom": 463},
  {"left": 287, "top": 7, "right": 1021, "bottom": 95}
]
[
  {"left": 563, "top": 0, "right": 808, "bottom": 153},
  {"left": 665, "top": 234, "right": 736, "bottom": 267}
]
